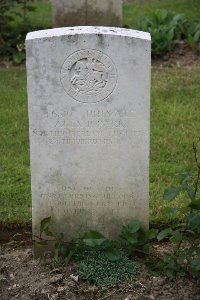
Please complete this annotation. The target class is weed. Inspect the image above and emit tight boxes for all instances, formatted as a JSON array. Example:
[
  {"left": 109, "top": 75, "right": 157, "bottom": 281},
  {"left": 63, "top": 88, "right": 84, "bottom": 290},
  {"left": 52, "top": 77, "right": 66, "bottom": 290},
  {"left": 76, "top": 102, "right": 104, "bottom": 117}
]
[{"left": 153, "top": 138, "right": 200, "bottom": 279}]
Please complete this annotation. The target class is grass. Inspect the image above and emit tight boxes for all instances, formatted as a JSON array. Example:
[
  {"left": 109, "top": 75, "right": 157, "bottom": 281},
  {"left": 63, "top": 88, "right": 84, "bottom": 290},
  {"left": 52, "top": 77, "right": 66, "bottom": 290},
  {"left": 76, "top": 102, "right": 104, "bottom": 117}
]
[
  {"left": 150, "top": 67, "right": 200, "bottom": 222},
  {"left": 0, "top": 67, "right": 31, "bottom": 222},
  {"left": 1, "top": 66, "right": 200, "bottom": 223}
]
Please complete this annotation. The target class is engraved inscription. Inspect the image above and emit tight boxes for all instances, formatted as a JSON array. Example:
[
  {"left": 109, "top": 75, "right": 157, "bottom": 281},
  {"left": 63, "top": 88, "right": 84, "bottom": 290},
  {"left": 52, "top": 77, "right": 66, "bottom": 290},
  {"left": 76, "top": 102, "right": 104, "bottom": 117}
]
[
  {"left": 40, "top": 182, "right": 146, "bottom": 213},
  {"left": 60, "top": 49, "right": 117, "bottom": 103},
  {"left": 31, "top": 107, "right": 148, "bottom": 146}
]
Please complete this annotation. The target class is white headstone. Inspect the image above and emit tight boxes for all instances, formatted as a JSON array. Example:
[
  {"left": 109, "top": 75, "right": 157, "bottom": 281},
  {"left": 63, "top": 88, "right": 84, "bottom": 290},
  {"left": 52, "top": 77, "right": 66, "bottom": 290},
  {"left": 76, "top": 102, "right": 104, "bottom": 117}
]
[
  {"left": 51, "top": 0, "right": 122, "bottom": 27},
  {"left": 26, "top": 27, "right": 151, "bottom": 242}
]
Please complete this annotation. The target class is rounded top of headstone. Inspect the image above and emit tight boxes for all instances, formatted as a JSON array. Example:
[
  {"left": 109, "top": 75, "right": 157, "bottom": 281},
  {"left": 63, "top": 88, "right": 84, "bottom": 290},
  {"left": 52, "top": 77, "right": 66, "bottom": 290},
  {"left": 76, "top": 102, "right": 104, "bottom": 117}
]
[{"left": 26, "top": 26, "right": 151, "bottom": 41}]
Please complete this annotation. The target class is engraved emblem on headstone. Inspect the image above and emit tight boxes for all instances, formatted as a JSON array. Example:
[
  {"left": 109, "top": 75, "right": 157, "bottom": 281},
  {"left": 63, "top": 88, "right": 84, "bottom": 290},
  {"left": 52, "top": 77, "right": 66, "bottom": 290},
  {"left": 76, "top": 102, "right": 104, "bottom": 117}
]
[{"left": 60, "top": 49, "right": 117, "bottom": 103}]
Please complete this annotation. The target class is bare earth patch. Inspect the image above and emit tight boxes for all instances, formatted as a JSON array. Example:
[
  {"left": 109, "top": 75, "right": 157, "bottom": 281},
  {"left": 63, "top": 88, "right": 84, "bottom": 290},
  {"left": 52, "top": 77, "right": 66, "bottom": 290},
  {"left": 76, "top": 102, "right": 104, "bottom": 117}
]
[
  {"left": 0, "top": 238, "right": 200, "bottom": 300},
  {"left": 153, "top": 41, "right": 200, "bottom": 68}
]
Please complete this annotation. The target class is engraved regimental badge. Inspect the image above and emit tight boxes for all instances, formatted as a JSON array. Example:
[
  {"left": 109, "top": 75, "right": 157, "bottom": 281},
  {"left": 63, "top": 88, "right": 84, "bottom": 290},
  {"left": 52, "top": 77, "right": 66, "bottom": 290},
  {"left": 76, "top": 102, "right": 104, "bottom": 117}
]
[{"left": 60, "top": 49, "right": 117, "bottom": 103}]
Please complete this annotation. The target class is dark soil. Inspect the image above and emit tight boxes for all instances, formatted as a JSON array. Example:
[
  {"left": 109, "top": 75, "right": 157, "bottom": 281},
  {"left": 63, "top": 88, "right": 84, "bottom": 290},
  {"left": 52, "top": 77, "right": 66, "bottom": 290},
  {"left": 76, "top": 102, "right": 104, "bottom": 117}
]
[
  {"left": 153, "top": 41, "right": 200, "bottom": 68},
  {"left": 0, "top": 234, "right": 200, "bottom": 300}
]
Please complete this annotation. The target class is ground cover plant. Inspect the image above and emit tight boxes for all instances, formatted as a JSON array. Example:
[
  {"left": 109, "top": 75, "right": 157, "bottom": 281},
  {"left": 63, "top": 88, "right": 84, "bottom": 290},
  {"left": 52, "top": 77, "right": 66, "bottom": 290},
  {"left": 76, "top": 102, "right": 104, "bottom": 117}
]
[{"left": 76, "top": 250, "right": 138, "bottom": 286}]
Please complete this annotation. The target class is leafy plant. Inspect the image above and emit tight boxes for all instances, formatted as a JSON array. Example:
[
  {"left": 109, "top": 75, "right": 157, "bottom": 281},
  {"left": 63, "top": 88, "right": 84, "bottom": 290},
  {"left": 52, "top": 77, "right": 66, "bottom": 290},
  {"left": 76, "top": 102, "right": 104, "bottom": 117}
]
[
  {"left": 35, "top": 214, "right": 162, "bottom": 286},
  {"left": 163, "top": 140, "right": 200, "bottom": 214},
  {"left": 134, "top": 10, "right": 200, "bottom": 58},
  {"left": 185, "top": 22, "right": 200, "bottom": 49},
  {"left": 154, "top": 138, "right": 200, "bottom": 279},
  {"left": 119, "top": 220, "right": 158, "bottom": 255},
  {"left": 35, "top": 217, "right": 120, "bottom": 266},
  {"left": 0, "top": 0, "right": 35, "bottom": 63},
  {"left": 36, "top": 217, "right": 158, "bottom": 265},
  {"left": 150, "top": 254, "right": 186, "bottom": 280}
]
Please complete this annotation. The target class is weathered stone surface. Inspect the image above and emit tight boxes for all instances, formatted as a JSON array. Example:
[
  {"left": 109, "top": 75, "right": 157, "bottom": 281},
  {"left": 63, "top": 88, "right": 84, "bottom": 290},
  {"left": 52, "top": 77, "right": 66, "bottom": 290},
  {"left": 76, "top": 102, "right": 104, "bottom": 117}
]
[
  {"left": 51, "top": 0, "right": 122, "bottom": 27},
  {"left": 26, "top": 26, "right": 151, "bottom": 241}
]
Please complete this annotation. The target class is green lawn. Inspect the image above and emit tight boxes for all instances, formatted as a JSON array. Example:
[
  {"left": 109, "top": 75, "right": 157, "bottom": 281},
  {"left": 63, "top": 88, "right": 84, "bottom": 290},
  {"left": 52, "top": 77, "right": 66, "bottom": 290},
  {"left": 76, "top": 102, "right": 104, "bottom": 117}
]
[
  {"left": 1, "top": 66, "right": 200, "bottom": 224},
  {"left": 0, "top": 68, "right": 30, "bottom": 222},
  {"left": 150, "top": 67, "right": 200, "bottom": 222}
]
